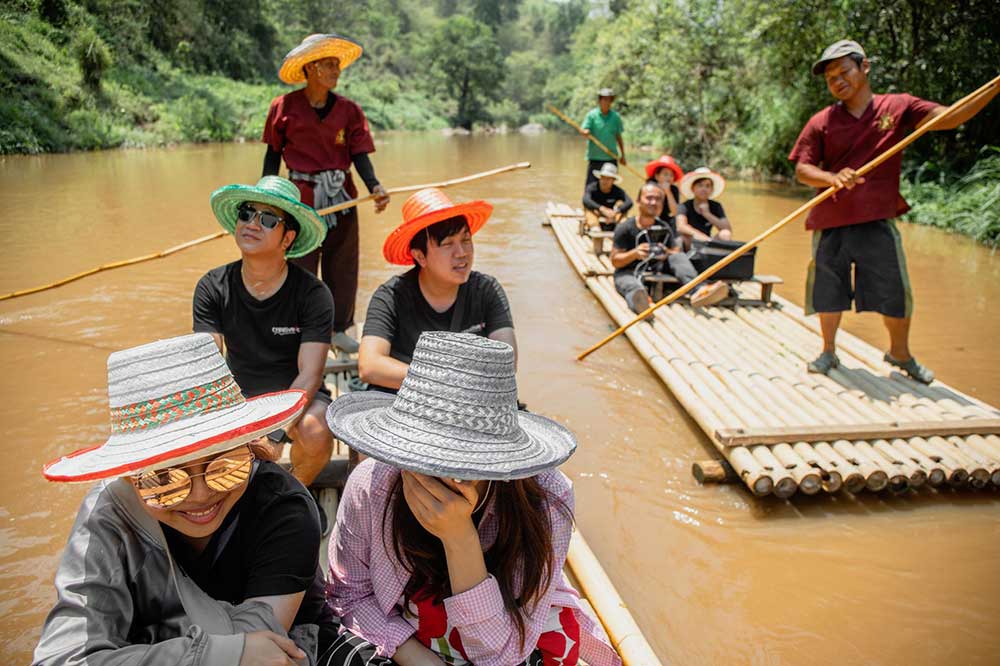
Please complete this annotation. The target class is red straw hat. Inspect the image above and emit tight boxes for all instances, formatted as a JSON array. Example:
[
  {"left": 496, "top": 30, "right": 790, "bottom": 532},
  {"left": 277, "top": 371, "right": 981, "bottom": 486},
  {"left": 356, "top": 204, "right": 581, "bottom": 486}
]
[
  {"left": 382, "top": 188, "right": 493, "bottom": 265},
  {"left": 645, "top": 155, "right": 684, "bottom": 182}
]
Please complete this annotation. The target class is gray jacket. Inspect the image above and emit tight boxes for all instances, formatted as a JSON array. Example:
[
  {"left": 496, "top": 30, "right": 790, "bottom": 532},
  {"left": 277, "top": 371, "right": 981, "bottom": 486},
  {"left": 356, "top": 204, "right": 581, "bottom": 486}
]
[{"left": 32, "top": 478, "right": 303, "bottom": 666}]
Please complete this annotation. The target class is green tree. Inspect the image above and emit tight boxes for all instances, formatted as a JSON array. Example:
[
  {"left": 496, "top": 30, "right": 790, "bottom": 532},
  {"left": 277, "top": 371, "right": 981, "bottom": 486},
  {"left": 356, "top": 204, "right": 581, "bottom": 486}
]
[{"left": 420, "top": 15, "right": 504, "bottom": 128}]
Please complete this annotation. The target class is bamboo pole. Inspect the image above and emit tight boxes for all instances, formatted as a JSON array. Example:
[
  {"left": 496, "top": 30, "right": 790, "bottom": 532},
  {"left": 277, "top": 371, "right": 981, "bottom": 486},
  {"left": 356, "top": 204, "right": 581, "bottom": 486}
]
[
  {"left": 692, "top": 459, "right": 740, "bottom": 484},
  {"left": 0, "top": 161, "right": 532, "bottom": 302},
  {"left": 577, "top": 73, "right": 1000, "bottom": 361},
  {"left": 566, "top": 530, "right": 663, "bottom": 666},
  {"left": 546, "top": 105, "right": 646, "bottom": 182}
]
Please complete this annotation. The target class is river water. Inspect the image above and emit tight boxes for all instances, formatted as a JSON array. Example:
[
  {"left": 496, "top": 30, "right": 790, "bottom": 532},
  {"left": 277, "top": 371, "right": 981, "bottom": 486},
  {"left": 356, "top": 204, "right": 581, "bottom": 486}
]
[{"left": 1, "top": 132, "right": 998, "bottom": 664}]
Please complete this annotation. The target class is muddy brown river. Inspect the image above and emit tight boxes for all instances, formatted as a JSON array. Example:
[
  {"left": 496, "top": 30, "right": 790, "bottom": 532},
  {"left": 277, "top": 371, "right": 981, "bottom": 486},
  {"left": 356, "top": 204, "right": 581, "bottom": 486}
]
[{"left": 1, "top": 133, "right": 998, "bottom": 664}]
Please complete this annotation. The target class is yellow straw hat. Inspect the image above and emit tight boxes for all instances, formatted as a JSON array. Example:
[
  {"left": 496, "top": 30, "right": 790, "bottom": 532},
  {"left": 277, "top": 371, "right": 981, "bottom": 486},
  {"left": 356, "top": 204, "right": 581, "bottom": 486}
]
[{"left": 278, "top": 33, "right": 363, "bottom": 85}]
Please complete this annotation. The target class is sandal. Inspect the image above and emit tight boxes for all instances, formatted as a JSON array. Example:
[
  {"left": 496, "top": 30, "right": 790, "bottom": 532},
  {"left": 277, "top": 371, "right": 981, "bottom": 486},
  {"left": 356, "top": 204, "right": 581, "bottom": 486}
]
[
  {"left": 807, "top": 351, "right": 840, "bottom": 375},
  {"left": 884, "top": 353, "right": 935, "bottom": 385}
]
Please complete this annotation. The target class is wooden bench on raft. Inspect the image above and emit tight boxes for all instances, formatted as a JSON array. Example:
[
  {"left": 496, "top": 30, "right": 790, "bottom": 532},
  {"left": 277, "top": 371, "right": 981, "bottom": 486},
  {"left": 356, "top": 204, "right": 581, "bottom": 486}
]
[{"left": 642, "top": 272, "right": 783, "bottom": 305}]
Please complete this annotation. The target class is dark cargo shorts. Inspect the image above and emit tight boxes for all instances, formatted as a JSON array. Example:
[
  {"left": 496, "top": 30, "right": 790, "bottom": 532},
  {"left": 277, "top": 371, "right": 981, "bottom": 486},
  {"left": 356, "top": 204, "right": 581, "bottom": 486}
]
[{"left": 806, "top": 219, "right": 913, "bottom": 318}]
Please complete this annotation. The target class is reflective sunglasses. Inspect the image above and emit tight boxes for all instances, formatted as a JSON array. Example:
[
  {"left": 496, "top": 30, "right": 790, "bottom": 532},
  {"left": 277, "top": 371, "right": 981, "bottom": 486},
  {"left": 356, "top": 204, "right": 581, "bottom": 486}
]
[
  {"left": 237, "top": 203, "right": 285, "bottom": 230},
  {"left": 132, "top": 446, "right": 255, "bottom": 508}
]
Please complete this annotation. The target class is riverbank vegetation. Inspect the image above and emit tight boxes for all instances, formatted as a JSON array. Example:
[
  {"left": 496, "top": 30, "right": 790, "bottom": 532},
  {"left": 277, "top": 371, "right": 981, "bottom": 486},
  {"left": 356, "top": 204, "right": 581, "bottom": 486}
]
[{"left": 1, "top": 0, "right": 997, "bottom": 243}]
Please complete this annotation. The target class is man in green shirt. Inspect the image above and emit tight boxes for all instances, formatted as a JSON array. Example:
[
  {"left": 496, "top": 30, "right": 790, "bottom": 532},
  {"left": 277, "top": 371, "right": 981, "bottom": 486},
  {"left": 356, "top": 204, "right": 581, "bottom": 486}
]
[{"left": 581, "top": 87, "right": 626, "bottom": 190}]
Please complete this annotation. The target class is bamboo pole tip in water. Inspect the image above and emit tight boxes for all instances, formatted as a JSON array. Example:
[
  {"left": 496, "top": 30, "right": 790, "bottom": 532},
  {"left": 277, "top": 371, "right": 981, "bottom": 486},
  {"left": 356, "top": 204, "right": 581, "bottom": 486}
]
[
  {"left": 773, "top": 477, "right": 798, "bottom": 499},
  {"left": 866, "top": 470, "right": 889, "bottom": 492},
  {"left": 948, "top": 469, "right": 969, "bottom": 487},
  {"left": 692, "top": 459, "right": 739, "bottom": 484},
  {"left": 822, "top": 471, "right": 843, "bottom": 494},
  {"left": 926, "top": 469, "right": 946, "bottom": 487},
  {"left": 750, "top": 476, "right": 774, "bottom": 496},
  {"left": 991, "top": 470, "right": 1000, "bottom": 487},
  {"left": 798, "top": 473, "right": 823, "bottom": 495}
]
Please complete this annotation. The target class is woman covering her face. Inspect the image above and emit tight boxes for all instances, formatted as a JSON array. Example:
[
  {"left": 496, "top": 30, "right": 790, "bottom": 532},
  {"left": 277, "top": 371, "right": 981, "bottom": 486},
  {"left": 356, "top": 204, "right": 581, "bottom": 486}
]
[
  {"left": 323, "top": 331, "right": 621, "bottom": 666},
  {"left": 34, "top": 334, "right": 336, "bottom": 666}
]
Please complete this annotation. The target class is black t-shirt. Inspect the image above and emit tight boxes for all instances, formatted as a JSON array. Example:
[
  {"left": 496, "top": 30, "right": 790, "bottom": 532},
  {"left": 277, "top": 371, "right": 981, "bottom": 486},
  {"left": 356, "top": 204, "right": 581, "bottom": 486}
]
[
  {"left": 163, "top": 461, "right": 333, "bottom": 627},
  {"left": 193, "top": 261, "right": 334, "bottom": 397},
  {"left": 582, "top": 182, "right": 633, "bottom": 215},
  {"left": 364, "top": 268, "right": 514, "bottom": 366},
  {"left": 612, "top": 216, "right": 679, "bottom": 276},
  {"left": 677, "top": 199, "right": 726, "bottom": 236}
]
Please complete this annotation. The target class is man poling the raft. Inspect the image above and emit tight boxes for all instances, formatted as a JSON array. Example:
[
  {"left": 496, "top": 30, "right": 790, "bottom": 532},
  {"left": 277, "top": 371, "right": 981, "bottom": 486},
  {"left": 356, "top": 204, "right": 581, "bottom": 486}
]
[
  {"left": 263, "top": 33, "right": 390, "bottom": 354},
  {"left": 790, "top": 39, "right": 1000, "bottom": 383},
  {"left": 580, "top": 88, "right": 627, "bottom": 190}
]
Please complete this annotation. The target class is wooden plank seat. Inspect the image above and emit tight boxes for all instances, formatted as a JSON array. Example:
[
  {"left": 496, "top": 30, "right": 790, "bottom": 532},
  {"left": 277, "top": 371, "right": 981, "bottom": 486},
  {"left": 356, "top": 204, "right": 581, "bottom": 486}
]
[
  {"left": 641, "top": 272, "right": 784, "bottom": 304},
  {"left": 585, "top": 229, "right": 615, "bottom": 255}
]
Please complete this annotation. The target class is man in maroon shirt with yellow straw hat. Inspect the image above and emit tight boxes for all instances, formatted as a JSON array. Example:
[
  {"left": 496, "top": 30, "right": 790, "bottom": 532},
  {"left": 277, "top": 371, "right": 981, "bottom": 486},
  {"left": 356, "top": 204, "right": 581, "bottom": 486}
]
[
  {"left": 789, "top": 39, "right": 998, "bottom": 383},
  {"left": 358, "top": 188, "right": 517, "bottom": 393},
  {"left": 263, "top": 33, "right": 391, "bottom": 354}
]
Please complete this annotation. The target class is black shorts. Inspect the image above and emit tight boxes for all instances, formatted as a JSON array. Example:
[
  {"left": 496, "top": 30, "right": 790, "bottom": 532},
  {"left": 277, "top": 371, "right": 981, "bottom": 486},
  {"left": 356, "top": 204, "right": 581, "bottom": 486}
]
[{"left": 806, "top": 219, "right": 913, "bottom": 318}]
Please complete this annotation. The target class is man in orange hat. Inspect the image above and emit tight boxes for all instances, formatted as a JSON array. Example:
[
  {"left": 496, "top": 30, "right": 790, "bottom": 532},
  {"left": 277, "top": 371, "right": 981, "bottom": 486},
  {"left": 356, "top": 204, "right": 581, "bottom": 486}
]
[
  {"left": 262, "top": 33, "right": 391, "bottom": 355},
  {"left": 358, "top": 188, "right": 516, "bottom": 392}
]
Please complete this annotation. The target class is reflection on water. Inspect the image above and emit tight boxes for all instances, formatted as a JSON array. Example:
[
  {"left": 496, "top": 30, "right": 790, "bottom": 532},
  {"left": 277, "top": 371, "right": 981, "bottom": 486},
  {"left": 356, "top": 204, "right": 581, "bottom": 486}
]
[{"left": 1, "top": 133, "right": 998, "bottom": 663}]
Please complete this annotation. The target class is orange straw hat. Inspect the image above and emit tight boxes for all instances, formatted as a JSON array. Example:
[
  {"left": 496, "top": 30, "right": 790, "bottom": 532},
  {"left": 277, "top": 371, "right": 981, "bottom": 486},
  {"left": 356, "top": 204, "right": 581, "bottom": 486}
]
[
  {"left": 645, "top": 155, "right": 684, "bottom": 182},
  {"left": 382, "top": 188, "right": 493, "bottom": 265},
  {"left": 278, "top": 33, "right": 363, "bottom": 85}
]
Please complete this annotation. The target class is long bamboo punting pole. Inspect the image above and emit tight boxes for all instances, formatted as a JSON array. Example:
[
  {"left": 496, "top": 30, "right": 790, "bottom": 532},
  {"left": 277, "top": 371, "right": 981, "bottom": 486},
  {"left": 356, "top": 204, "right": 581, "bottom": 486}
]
[
  {"left": 566, "top": 530, "right": 663, "bottom": 666},
  {"left": 577, "top": 74, "right": 1000, "bottom": 361},
  {"left": 546, "top": 104, "right": 647, "bottom": 182},
  {"left": 0, "top": 161, "right": 532, "bottom": 302}
]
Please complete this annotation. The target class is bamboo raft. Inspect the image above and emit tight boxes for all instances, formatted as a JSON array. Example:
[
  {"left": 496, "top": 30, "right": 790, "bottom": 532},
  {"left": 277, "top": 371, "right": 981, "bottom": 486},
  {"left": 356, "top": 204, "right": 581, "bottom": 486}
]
[
  {"left": 296, "top": 333, "right": 663, "bottom": 665},
  {"left": 545, "top": 201, "right": 1000, "bottom": 497}
]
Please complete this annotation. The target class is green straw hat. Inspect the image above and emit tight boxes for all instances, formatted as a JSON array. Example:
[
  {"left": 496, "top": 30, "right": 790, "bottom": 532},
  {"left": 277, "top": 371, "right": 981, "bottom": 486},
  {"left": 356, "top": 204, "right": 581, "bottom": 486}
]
[{"left": 210, "top": 176, "right": 327, "bottom": 259}]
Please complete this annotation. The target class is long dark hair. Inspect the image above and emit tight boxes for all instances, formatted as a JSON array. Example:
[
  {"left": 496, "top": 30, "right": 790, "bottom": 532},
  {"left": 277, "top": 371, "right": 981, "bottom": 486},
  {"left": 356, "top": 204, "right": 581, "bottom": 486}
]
[{"left": 381, "top": 473, "right": 571, "bottom": 648}]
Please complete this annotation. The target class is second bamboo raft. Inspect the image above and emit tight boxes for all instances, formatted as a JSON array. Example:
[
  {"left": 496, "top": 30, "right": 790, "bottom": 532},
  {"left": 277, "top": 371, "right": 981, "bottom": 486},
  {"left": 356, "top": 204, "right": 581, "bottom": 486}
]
[{"left": 545, "top": 201, "right": 1000, "bottom": 497}]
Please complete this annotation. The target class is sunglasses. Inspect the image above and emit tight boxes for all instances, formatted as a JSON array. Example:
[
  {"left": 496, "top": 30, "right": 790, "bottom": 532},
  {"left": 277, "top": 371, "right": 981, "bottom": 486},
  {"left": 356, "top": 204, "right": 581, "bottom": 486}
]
[
  {"left": 237, "top": 203, "right": 285, "bottom": 230},
  {"left": 132, "top": 446, "right": 255, "bottom": 508}
]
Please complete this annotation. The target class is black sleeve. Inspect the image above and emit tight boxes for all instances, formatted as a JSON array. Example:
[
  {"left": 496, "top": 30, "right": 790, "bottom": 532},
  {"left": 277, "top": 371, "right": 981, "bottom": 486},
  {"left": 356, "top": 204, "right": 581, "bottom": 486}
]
[
  {"left": 351, "top": 152, "right": 381, "bottom": 193},
  {"left": 676, "top": 202, "right": 689, "bottom": 218},
  {"left": 581, "top": 182, "right": 600, "bottom": 211},
  {"left": 616, "top": 187, "right": 633, "bottom": 214},
  {"left": 361, "top": 282, "right": 398, "bottom": 342},
  {"left": 262, "top": 146, "right": 282, "bottom": 177},
  {"left": 192, "top": 271, "right": 223, "bottom": 334},
  {"left": 482, "top": 276, "right": 514, "bottom": 335},
  {"left": 299, "top": 279, "right": 334, "bottom": 344},
  {"left": 244, "top": 469, "right": 320, "bottom": 598},
  {"left": 612, "top": 220, "right": 634, "bottom": 251}
]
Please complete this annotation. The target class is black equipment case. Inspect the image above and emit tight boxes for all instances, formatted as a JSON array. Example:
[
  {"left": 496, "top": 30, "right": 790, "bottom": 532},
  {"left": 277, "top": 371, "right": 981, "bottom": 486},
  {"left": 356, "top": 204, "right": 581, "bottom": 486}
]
[{"left": 690, "top": 239, "right": 756, "bottom": 280}]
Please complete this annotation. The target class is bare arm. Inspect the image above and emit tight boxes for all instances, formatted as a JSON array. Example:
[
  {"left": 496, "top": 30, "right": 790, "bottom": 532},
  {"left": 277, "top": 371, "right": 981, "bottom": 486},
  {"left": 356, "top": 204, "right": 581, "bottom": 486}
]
[
  {"left": 358, "top": 336, "right": 409, "bottom": 390},
  {"left": 487, "top": 327, "right": 517, "bottom": 370},
  {"left": 795, "top": 161, "right": 866, "bottom": 191},
  {"left": 205, "top": 332, "right": 224, "bottom": 353},
  {"left": 610, "top": 243, "right": 650, "bottom": 269},
  {"left": 918, "top": 83, "right": 999, "bottom": 130},
  {"left": 616, "top": 133, "right": 627, "bottom": 165},
  {"left": 244, "top": 591, "right": 306, "bottom": 632},
  {"left": 393, "top": 638, "right": 445, "bottom": 666},
  {"left": 699, "top": 206, "right": 733, "bottom": 234},
  {"left": 675, "top": 214, "right": 711, "bottom": 242}
]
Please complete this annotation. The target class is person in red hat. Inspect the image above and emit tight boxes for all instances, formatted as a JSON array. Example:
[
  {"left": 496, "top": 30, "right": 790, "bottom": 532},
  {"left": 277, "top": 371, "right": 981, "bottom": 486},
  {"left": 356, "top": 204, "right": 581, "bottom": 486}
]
[
  {"left": 644, "top": 155, "right": 684, "bottom": 221},
  {"left": 358, "top": 188, "right": 516, "bottom": 392},
  {"left": 262, "top": 34, "right": 391, "bottom": 355}
]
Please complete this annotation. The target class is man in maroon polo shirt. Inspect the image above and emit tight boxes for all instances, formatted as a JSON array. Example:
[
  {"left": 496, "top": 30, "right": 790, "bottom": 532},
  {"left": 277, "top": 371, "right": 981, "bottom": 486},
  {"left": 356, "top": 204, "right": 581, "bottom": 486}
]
[
  {"left": 263, "top": 34, "right": 391, "bottom": 354},
  {"left": 789, "top": 39, "right": 998, "bottom": 383}
]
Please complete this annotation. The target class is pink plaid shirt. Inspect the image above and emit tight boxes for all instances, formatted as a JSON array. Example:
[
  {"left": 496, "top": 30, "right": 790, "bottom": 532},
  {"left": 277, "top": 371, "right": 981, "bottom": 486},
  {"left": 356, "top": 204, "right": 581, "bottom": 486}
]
[{"left": 326, "top": 459, "right": 622, "bottom": 666}]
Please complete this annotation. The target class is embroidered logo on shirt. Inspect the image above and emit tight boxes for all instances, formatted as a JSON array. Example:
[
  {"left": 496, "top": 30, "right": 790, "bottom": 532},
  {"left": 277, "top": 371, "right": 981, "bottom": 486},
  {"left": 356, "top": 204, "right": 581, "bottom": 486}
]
[
  {"left": 876, "top": 113, "right": 896, "bottom": 131},
  {"left": 272, "top": 326, "right": 301, "bottom": 335},
  {"left": 335, "top": 128, "right": 346, "bottom": 145}
]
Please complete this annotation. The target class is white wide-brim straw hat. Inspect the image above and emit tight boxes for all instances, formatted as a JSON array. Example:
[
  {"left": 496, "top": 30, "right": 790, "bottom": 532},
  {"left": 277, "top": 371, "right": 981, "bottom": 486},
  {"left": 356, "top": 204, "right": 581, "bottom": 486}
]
[
  {"left": 43, "top": 334, "right": 307, "bottom": 482},
  {"left": 279, "top": 33, "right": 363, "bottom": 85},
  {"left": 326, "top": 332, "right": 577, "bottom": 481},
  {"left": 592, "top": 162, "right": 622, "bottom": 182},
  {"left": 679, "top": 166, "right": 726, "bottom": 200}
]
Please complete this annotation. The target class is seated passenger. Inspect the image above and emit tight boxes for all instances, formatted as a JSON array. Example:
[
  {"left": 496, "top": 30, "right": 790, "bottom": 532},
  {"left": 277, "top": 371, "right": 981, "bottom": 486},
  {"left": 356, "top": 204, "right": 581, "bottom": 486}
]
[
  {"left": 323, "top": 331, "right": 621, "bottom": 666},
  {"left": 611, "top": 183, "right": 728, "bottom": 313},
  {"left": 582, "top": 162, "right": 633, "bottom": 231},
  {"left": 34, "top": 334, "right": 337, "bottom": 666},
  {"left": 193, "top": 176, "right": 335, "bottom": 487},
  {"left": 359, "top": 188, "right": 516, "bottom": 392},
  {"left": 644, "top": 154, "right": 684, "bottom": 221},
  {"left": 676, "top": 167, "right": 734, "bottom": 249}
]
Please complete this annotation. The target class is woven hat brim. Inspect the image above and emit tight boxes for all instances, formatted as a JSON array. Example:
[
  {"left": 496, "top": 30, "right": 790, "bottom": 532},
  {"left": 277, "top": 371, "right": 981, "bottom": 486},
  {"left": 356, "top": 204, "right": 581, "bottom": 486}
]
[
  {"left": 382, "top": 201, "right": 493, "bottom": 266},
  {"left": 279, "top": 37, "right": 363, "bottom": 84},
  {"left": 326, "top": 392, "right": 576, "bottom": 481},
  {"left": 43, "top": 390, "right": 307, "bottom": 482},
  {"left": 645, "top": 160, "right": 684, "bottom": 182},
  {"left": 679, "top": 171, "right": 726, "bottom": 200},
  {"left": 592, "top": 169, "right": 622, "bottom": 182},
  {"left": 210, "top": 184, "right": 327, "bottom": 259}
]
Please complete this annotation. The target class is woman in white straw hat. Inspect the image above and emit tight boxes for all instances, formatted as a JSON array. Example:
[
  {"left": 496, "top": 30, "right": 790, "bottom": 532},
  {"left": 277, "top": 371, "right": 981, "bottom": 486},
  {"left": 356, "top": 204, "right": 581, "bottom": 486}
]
[
  {"left": 675, "top": 166, "right": 734, "bottom": 248},
  {"left": 322, "top": 332, "right": 620, "bottom": 666},
  {"left": 262, "top": 33, "right": 391, "bottom": 354},
  {"left": 33, "top": 334, "right": 338, "bottom": 666}
]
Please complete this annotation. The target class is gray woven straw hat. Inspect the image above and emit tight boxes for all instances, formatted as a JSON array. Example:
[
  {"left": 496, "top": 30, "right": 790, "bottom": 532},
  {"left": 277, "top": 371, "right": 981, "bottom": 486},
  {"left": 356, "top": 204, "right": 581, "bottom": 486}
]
[
  {"left": 812, "top": 39, "right": 866, "bottom": 75},
  {"left": 597, "top": 87, "right": 615, "bottom": 98},
  {"left": 326, "top": 332, "right": 577, "bottom": 480}
]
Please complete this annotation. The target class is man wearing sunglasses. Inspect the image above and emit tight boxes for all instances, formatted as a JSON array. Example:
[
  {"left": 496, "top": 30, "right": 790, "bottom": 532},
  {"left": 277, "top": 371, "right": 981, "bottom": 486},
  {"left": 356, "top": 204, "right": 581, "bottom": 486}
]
[
  {"left": 35, "top": 333, "right": 339, "bottom": 665},
  {"left": 193, "top": 176, "right": 335, "bottom": 488}
]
